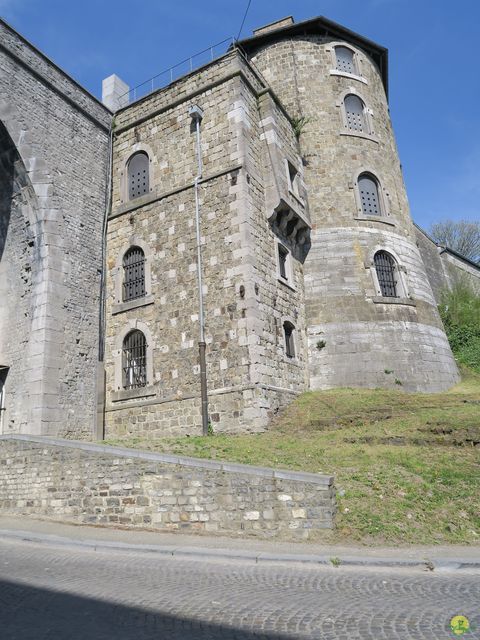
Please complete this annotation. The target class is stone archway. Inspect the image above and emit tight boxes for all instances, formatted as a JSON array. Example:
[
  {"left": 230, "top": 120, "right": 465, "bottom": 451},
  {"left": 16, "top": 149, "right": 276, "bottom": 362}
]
[{"left": 0, "top": 119, "right": 40, "bottom": 432}]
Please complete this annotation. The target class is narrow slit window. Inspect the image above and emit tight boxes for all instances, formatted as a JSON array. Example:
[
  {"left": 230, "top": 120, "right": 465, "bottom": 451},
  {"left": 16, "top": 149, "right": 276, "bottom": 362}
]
[
  {"left": 283, "top": 322, "right": 295, "bottom": 358},
  {"left": 374, "top": 251, "right": 398, "bottom": 298},
  {"left": 335, "top": 46, "right": 356, "bottom": 75},
  {"left": 0, "top": 367, "right": 8, "bottom": 432},
  {"left": 122, "top": 246, "right": 145, "bottom": 301},
  {"left": 344, "top": 95, "right": 367, "bottom": 132},
  {"left": 122, "top": 330, "right": 147, "bottom": 389},
  {"left": 358, "top": 174, "right": 381, "bottom": 216},
  {"left": 278, "top": 244, "right": 289, "bottom": 281},
  {"left": 287, "top": 161, "right": 299, "bottom": 196},
  {"left": 128, "top": 152, "right": 149, "bottom": 200}
]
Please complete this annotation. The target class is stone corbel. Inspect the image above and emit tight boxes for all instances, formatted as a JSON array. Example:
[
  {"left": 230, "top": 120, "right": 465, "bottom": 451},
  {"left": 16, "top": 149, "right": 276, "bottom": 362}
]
[{"left": 269, "top": 199, "right": 311, "bottom": 263}]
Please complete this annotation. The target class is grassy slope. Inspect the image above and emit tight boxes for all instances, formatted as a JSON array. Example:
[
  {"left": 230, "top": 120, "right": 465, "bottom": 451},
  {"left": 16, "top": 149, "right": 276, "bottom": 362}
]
[{"left": 105, "top": 367, "right": 480, "bottom": 545}]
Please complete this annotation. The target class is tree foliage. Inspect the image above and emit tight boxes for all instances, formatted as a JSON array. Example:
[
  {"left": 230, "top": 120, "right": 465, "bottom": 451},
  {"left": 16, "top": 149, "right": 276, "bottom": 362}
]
[
  {"left": 439, "top": 282, "right": 480, "bottom": 372},
  {"left": 429, "top": 220, "right": 480, "bottom": 264}
]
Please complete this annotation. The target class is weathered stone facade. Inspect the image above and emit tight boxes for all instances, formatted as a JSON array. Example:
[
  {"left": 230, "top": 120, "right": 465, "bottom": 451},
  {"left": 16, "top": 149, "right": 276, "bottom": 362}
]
[
  {"left": 104, "top": 51, "right": 309, "bottom": 436},
  {"left": 242, "top": 20, "right": 461, "bottom": 393},
  {"left": 0, "top": 435, "right": 335, "bottom": 539},
  {"left": 0, "top": 19, "right": 110, "bottom": 438},
  {"left": 414, "top": 224, "right": 480, "bottom": 302},
  {"left": 2, "top": 15, "right": 479, "bottom": 439}
]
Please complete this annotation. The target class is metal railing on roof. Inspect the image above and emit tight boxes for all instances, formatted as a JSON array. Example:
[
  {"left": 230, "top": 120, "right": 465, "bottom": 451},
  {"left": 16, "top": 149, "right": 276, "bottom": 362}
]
[{"left": 119, "top": 36, "right": 236, "bottom": 105}]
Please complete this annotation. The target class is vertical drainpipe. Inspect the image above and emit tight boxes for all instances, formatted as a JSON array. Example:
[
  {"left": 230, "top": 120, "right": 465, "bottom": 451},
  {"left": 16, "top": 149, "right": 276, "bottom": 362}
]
[
  {"left": 189, "top": 104, "right": 209, "bottom": 436},
  {"left": 96, "top": 118, "right": 114, "bottom": 441}
]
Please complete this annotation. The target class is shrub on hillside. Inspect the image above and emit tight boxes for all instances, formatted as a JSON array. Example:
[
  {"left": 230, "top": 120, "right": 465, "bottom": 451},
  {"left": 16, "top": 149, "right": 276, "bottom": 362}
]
[{"left": 439, "top": 282, "right": 480, "bottom": 372}]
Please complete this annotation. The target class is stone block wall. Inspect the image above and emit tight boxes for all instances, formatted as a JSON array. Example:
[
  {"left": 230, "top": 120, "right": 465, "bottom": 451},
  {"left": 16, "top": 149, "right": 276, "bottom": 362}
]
[
  {"left": 414, "top": 225, "right": 480, "bottom": 303},
  {"left": 105, "top": 51, "right": 309, "bottom": 437},
  {"left": 0, "top": 436, "right": 336, "bottom": 540},
  {"left": 247, "top": 32, "right": 460, "bottom": 392},
  {"left": 0, "top": 19, "right": 111, "bottom": 438}
]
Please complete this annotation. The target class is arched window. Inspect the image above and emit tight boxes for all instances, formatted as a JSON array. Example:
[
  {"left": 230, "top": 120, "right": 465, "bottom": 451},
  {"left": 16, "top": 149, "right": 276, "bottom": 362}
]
[
  {"left": 128, "top": 152, "right": 149, "bottom": 200},
  {"left": 122, "top": 246, "right": 145, "bottom": 302},
  {"left": 283, "top": 321, "right": 296, "bottom": 358},
  {"left": 358, "top": 173, "right": 381, "bottom": 216},
  {"left": 344, "top": 95, "right": 367, "bottom": 132},
  {"left": 374, "top": 251, "right": 398, "bottom": 298},
  {"left": 335, "top": 46, "right": 356, "bottom": 75},
  {"left": 122, "top": 330, "right": 147, "bottom": 389}
]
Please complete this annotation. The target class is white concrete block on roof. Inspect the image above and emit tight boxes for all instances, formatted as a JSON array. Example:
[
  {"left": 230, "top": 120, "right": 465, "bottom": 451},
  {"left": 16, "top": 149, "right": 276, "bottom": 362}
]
[{"left": 102, "top": 74, "right": 130, "bottom": 111}]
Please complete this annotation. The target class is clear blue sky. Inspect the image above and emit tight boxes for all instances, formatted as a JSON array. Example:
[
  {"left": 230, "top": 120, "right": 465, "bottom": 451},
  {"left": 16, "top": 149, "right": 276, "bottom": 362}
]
[{"left": 1, "top": 0, "right": 478, "bottom": 229}]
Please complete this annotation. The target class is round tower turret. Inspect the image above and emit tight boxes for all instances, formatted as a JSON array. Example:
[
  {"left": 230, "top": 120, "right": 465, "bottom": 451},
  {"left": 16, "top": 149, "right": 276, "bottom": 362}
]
[{"left": 241, "top": 17, "right": 459, "bottom": 391}]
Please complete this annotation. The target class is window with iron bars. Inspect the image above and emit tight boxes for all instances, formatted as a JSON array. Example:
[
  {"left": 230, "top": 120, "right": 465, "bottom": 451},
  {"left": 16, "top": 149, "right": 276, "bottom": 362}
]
[
  {"left": 344, "top": 94, "right": 367, "bottom": 132},
  {"left": 358, "top": 173, "right": 381, "bottom": 216},
  {"left": 123, "top": 246, "right": 145, "bottom": 302},
  {"left": 128, "top": 152, "right": 149, "bottom": 200},
  {"left": 374, "top": 251, "right": 398, "bottom": 297},
  {"left": 122, "top": 330, "right": 147, "bottom": 389},
  {"left": 335, "top": 46, "right": 356, "bottom": 75}
]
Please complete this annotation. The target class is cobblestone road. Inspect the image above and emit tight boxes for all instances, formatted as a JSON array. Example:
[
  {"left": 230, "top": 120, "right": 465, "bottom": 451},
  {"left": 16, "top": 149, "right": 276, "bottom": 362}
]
[{"left": 0, "top": 538, "right": 478, "bottom": 639}]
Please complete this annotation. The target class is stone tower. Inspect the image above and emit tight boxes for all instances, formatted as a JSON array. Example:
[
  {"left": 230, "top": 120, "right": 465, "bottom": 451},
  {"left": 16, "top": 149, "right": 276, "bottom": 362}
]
[{"left": 239, "top": 16, "right": 459, "bottom": 392}]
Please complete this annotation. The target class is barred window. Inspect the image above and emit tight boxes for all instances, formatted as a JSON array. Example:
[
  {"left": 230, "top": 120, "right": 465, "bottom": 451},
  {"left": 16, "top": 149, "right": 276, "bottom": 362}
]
[
  {"left": 283, "top": 321, "right": 296, "bottom": 358},
  {"left": 128, "top": 152, "right": 149, "bottom": 200},
  {"left": 358, "top": 173, "right": 381, "bottom": 216},
  {"left": 122, "top": 330, "right": 147, "bottom": 389},
  {"left": 344, "top": 94, "right": 366, "bottom": 132},
  {"left": 335, "top": 46, "right": 356, "bottom": 74},
  {"left": 374, "top": 251, "right": 398, "bottom": 298},
  {"left": 123, "top": 246, "right": 145, "bottom": 302}
]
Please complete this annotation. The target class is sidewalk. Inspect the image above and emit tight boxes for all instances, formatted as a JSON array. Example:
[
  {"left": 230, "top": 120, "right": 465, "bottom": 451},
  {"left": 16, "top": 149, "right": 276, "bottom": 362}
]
[{"left": 1, "top": 515, "right": 479, "bottom": 570}]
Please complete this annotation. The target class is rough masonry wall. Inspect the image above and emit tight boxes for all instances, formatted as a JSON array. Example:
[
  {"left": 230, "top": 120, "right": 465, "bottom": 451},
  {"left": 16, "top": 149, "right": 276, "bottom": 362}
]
[
  {"left": 0, "top": 436, "right": 336, "bottom": 540},
  {"left": 0, "top": 126, "right": 36, "bottom": 434},
  {"left": 250, "top": 35, "right": 459, "bottom": 392},
  {"left": 414, "top": 226, "right": 480, "bottom": 303},
  {"left": 0, "top": 20, "right": 111, "bottom": 436},
  {"left": 105, "top": 52, "right": 308, "bottom": 437}
]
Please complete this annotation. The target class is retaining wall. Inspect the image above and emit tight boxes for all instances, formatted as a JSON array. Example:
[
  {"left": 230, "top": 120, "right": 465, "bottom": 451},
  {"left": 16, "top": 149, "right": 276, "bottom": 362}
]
[{"left": 0, "top": 436, "right": 335, "bottom": 540}]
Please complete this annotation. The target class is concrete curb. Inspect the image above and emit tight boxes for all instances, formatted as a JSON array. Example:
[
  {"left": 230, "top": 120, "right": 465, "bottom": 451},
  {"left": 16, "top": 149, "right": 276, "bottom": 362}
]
[{"left": 1, "top": 528, "right": 479, "bottom": 571}]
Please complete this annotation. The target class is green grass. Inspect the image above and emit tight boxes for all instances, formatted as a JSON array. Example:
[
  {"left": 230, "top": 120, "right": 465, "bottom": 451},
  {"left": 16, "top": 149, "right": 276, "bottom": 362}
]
[{"left": 105, "top": 367, "right": 480, "bottom": 546}]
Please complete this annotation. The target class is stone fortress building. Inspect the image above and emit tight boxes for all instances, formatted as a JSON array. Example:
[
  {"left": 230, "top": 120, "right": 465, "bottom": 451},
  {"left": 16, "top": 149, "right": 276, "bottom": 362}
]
[{"left": 1, "top": 15, "right": 479, "bottom": 440}]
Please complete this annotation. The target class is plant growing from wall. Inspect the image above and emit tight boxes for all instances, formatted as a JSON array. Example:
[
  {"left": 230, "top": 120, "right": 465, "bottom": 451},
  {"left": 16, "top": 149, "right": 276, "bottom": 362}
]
[{"left": 291, "top": 115, "right": 311, "bottom": 139}]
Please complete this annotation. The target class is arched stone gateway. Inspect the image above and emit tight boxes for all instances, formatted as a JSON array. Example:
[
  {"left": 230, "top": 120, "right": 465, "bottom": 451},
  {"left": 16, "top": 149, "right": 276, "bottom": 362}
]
[
  {"left": 0, "top": 19, "right": 111, "bottom": 437},
  {"left": 0, "top": 121, "right": 39, "bottom": 434}
]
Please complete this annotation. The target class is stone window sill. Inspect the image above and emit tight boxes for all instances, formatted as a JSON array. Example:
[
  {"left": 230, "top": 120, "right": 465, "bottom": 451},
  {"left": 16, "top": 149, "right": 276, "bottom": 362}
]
[
  {"left": 112, "top": 294, "right": 154, "bottom": 315},
  {"left": 284, "top": 355, "right": 302, "bottom": 367},
  {"left": 111, "top": 386, "right": 156, "bottom": 403},
  {"left": 288, "top": 188, "right": 305, "bottom": 209},
  {"left": 116, "top": 191, "right": 156, "bottom": 216},
  {"left": 329, "top": 69, "right": 368, "bottom": 85},
  {"left": 354, "top": 216, "right": 395, "bottom": 227},
  {"left": 339, "top": 131, "right": 379, "bottom": 144},
  {"left": 372, "top": 296, "right": 416, "bottom": 307},
  {"left": 278, "top": 276, "right": 296, "bottom": 292}
]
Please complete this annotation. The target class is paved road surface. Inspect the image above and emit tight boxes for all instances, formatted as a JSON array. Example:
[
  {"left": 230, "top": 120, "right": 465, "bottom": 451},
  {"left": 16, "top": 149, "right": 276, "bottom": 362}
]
[{"left": 0, "top": 538, "right": 477, "bottom": 639}]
